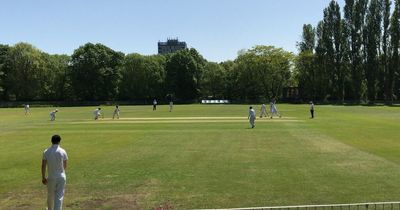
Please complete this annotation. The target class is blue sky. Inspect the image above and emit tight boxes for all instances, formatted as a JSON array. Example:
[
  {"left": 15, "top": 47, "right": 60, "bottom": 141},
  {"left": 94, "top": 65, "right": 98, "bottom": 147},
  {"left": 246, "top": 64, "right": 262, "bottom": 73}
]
[{"left": 0, "top": 0, "right": 345, "bottom": 62}]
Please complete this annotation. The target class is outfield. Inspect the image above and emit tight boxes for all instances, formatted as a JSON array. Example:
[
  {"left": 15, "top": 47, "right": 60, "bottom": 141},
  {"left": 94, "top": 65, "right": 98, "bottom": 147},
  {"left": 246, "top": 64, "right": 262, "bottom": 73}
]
[{"left": 0, "top": 104, "right": 400, "bottom": 209}]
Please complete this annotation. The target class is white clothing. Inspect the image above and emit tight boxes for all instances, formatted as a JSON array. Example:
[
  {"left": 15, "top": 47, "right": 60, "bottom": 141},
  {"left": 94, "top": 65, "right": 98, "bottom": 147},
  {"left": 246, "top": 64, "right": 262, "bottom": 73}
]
[
  {"left": 249, "top": 109, "right": 256, "bottom": 118},
  {"left": 113, "top": 107, "right": 120, "bottom": 119},
  {"left": 310, "top": 103, "right": 314, "bottom": 111},
  {"left": 43, "top": 144, "right": 68, "bottom": 210},
  {"left": 50, "top": 111, "right": 57, "bottom": 121},
  {"left": 153, "top": 100, "right": 157, "bottom": 105},
  {"left": 248, "top": 108, "right": 256, "bottom": 128},
  {"left": 260, "top": 104, "right": 267, "bottom": 117},
  {"left": 269, "top": 102, "right": 275, "bottom": 113},
  {"left": 270, "top": 102, "right": 281, "bottom": 118},
  {"left": 47, "top": 176, "right": 66, "bottom": 210},
  {"left": 93, "top": 109, "right": 101, "bottom": 120},
  {"left": 24, "top": 105, "right": 30, "bottom": 114},
  {"left": 169, "top": 101, "right": 173, "bottom": 112},
  {"left": 43, "top": 145, "right": 68, "bottom": 179}
]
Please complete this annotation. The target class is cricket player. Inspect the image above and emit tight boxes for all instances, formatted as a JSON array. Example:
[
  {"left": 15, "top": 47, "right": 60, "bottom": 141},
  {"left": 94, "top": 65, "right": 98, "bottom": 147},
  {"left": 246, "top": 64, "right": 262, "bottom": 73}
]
[
  {"left": 260, "top": 104, "right": 268, "bottom": 118},
  {"left": 153, "top": 99, "right": 157, "bottom": 111},
  {"left": 24, "top": 104, "right": 30, "bottom": 115},
  {"left": 113, "top": 105, "right": 120, "bottom": 119},
  {"left": 248, "top": 106, "right": 256, "bottom": 128},
  {"left": 50, "top": 109, "right": 58, "bottom": 121},
  {"left": 41, "top": 134, "right": 68, "bottom": 210},
  {"left": 310, "top": 101, "right": 314, "bottom": 119},
  {"left": 169, "top": 101, "right": 173, "bottom": 112},
  {"left": 270, "top": 100, "right": 281, "bottom": 119},
  {"left": 93, "top": 108, "right": 101, "bottom": 120}
]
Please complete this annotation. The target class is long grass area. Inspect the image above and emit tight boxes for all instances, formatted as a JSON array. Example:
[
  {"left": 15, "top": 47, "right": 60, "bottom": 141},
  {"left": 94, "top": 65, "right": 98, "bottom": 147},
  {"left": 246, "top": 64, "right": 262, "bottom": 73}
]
[{"left": 0, "top": 104, "right": 400, "bottom": 209}]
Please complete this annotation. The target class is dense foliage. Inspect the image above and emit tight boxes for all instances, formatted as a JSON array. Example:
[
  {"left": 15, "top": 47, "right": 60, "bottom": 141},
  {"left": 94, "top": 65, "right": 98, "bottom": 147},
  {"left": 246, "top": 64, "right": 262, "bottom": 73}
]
[
  {"left": 0, "top": 42, "right": 293, "bottom": 102},
  {"left": 296, "top": 0, "right": 400, "bottom": 103}
]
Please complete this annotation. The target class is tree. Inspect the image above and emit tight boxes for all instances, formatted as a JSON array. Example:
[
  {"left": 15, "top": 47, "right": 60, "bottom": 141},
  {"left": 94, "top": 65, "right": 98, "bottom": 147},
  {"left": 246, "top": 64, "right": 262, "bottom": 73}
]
[
  {"left": 381, "top": 0, "right": 391, "bottom": 101},
  {"left": 3, "top": 43, "right": 45, "bottom": 100},
  {"left": 344, "top": 0, "right": 368, "bottom": 101},
  {"left": 364, "top": 0, "right": 383, "bottom": 102},
  {"left": 298, "top": 24, "right": 316, "bottom": 52},
  {"left": 41, "top": 53, "right": 71, "bottom": 100},
  {"left": 0, "top": 44, "right": 10, "bottom": 100},
  {"left": 315, "top": 21, "right": 330, "bottom": 100},
  {"left": 296, "top": 24, "right": 317, "bottom": 100},
  {"left": 235, "top": 46, "right": 293, "bottom": 101},
  {"left": 323, "top": 0, "right": 345, "bottom": 101},
  {"left": 220, "top": 60, "right": 239, "bottom": 100},
  {"left": 296, "top": 51, "right": 317, "bottom": 100},
  {"left": 165, "top": 49, "right": 204, "bottom": 100},
  {"left": 390, "top": 0, "right": 400, "bottom": 102},
  {"left": 201, "top": 62, "right": 227, "bottom": 98},
  {"left": 69, "top": 43, "right": 124, "bottom": 100},
  {"left": 119, "top": 54, "right": 166, "bottom": 100}
]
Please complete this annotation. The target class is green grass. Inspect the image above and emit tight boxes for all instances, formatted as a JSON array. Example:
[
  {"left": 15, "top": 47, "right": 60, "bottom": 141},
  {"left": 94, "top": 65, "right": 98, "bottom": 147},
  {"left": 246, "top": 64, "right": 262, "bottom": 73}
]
[{"left": 0, "top": 104, "right": 400, "bottom": 209}]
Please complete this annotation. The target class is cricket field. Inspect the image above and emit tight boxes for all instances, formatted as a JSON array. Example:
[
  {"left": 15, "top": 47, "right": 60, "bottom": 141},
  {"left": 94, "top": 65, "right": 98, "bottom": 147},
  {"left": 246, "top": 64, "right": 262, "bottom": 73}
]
[{"left": 0, "top": 104, "right": 400, "bottom": 209}]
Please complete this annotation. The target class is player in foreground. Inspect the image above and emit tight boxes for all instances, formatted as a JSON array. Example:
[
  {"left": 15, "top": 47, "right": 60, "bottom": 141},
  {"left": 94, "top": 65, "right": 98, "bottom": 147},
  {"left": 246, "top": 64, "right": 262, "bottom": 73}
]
[
  {"left": 50, "top": 109, "right": 58, "bottom": 121},
  {"left": 93, "top": 107, "right": 102, "bottom": 120},
  {"left": 259, "top": 103, "right": 269, "bottom": 118},
  {"left": 113, "top": 105, "right": 120, "bottom": 119},
  {"left": 41, "top": 134, "right": 68, "bottom": 210},
  {"left": 270, "top": 100, "right": 282, "bottom": 119},
  {"left": 248, "top": 106, "right": 256, "bottom": 128},
  {"left": 24, "top": 104, "right": 30, "bottom": 115}
]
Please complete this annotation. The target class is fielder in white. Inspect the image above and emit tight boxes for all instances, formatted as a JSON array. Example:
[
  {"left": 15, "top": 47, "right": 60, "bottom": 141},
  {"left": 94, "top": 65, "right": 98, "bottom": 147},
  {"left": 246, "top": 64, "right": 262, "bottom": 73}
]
[
  {"left": 24, "top": 104, "right": 30, "bottom": 115},
  {"left": 248, "top": 106, "right": 256, "bottom": 128},
  {"left": 153, "top": 99, "right": 157, "bottom": 111},
  {"left": 50, "top": 109, "right": 58, "bottom": 121},
  {"left": 113, "top": 105, "right": 120, "bottom": 119},
  {"left": 259, "top": 103, "right": 269, "bottom": 118},
  {"left": 93, "top": 108, "right": 101, "bottom": 120},
  {"left": 42, "top": 135, "right": 68, "bottom": 210},
  {"left": 270, "top": 101, "right": 281, "bottom": 118},
  {"left": 169, "top": 101, "right": 173, "bottom": 112}
]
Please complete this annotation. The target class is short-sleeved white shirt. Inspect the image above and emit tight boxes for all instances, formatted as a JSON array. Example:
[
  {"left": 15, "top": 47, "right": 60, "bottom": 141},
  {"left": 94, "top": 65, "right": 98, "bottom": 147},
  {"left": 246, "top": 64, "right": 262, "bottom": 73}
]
[{"left": 43, "top": 144, "right": 68, "bottom": 179}]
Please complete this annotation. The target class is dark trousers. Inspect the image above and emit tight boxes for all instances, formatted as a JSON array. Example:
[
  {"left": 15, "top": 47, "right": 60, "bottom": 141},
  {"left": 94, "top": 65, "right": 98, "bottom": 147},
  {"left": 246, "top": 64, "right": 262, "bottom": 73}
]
[
  {"left": 310, "top": 110, "right": 314, "bottom": 118},
  {"left": 153, "top": 104, "right": 156, "bottom": 110}
]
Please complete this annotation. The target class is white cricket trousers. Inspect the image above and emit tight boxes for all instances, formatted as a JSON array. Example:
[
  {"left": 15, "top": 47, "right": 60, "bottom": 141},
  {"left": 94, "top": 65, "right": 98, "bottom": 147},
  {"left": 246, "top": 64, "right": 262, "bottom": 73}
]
[
  {"left": 249, "top": 116, "right": 255, "bottom": 127},
  {"left": 47, "top": 177, "right": 66, "bottom": 210}
]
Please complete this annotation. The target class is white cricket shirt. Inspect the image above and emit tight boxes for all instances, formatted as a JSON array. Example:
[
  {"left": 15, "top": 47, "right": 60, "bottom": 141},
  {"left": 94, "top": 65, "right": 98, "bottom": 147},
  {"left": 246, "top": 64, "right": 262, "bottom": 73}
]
[
  {"left": 43, "top": 144, "right": 68, "bottom": 179},
  {"left": 249, "top": 109, "right": 256, "bottom": 118}
]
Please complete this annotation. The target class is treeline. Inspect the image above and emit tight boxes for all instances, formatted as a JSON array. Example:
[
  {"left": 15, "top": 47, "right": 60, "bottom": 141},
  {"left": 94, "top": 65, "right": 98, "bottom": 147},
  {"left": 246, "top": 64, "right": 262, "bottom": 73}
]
[
  {"left": 296, "top": 0, "right": 400, "bottom": 103},
  {"left": 0, "top": 43, "right": 294, "bottom": 102}
]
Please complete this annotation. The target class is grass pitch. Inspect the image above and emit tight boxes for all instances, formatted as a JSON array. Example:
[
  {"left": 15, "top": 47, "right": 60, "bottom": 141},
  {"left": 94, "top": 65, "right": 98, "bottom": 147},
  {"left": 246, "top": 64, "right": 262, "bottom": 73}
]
[{"left": 0, "top": 104, "right": 400, "bottom": 209}]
